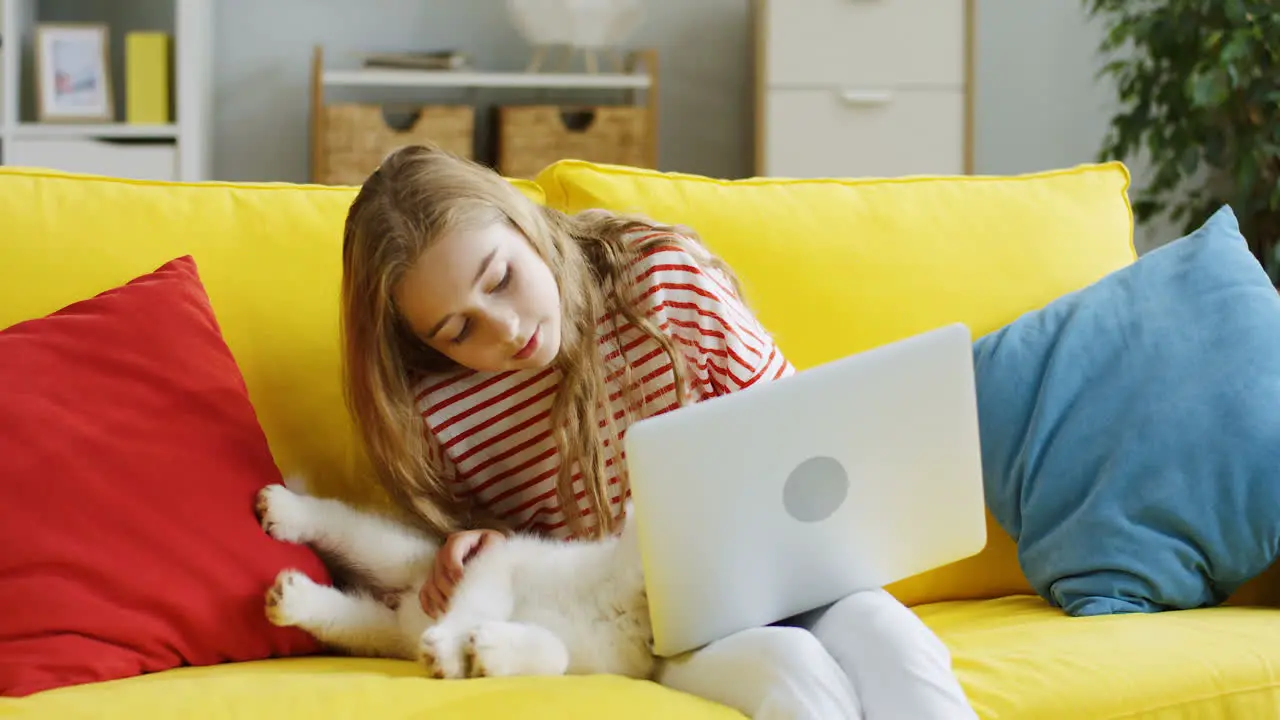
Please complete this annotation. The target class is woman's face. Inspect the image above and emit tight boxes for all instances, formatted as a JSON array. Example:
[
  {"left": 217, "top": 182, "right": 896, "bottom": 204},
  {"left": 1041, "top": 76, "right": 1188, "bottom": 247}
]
[{"left": 393, "top": 221, "right": 562, "bottom": 373}]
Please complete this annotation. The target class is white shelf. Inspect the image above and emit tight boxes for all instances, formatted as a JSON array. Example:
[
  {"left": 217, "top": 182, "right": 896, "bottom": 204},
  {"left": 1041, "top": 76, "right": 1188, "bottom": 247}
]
[
  {"left": 0, "top": 0, "right": 211, "bottom": 181},
  {"left": 13, "top": 123, "right": 179, "bottom": 139},
  {"left": 322, "top": 68, "right": 651, "bottom": 90}
]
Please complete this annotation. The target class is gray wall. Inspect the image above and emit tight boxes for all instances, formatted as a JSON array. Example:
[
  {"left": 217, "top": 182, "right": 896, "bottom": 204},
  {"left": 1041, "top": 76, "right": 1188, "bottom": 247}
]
[{"left": 211, "top": 0, "right": 1173, "bottom": 251}]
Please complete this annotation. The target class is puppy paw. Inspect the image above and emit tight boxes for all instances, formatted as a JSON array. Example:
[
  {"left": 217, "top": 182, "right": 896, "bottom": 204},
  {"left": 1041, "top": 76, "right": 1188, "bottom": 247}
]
[
  {"left": 265, "top": 569, "right": 315, "bottom": 627},
  {"left": 465, "top": 622, "right": 520, "bottom": 678},
  {"left": 418, "top": 626, "right": 466, "bottom": 680},
  {"left": 466, "top": 622, "right": 568, "bottom": 678},
  {"left": 256, "top": 484, "right": 313, "bottom": 544}
]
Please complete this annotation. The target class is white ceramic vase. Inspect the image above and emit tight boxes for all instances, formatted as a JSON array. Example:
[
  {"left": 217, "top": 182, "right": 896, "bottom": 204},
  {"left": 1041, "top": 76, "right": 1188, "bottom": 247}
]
[{"left": 507, "top": 0, "right": 646, "bottom": 73}]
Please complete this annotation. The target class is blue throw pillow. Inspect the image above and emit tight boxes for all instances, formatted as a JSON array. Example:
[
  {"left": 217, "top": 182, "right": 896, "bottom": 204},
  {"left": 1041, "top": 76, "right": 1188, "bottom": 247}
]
[{"left": 974, "top": 205, "right": 1280, "bottom": 616}]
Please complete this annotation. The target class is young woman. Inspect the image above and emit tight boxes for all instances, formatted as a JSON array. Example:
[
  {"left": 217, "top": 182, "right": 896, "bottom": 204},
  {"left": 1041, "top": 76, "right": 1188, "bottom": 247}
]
[{"left": 339, "top": 144, "right": 977, "bottom": 719}]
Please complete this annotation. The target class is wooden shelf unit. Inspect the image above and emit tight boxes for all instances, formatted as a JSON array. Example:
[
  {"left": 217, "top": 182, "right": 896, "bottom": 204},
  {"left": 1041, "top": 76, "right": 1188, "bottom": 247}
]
[{"left": 307, "top": 45, "right": 660, "bottom": 184}]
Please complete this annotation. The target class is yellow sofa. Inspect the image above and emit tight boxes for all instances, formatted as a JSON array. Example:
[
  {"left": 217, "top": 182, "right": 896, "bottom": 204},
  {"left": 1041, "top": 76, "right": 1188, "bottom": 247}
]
[{"left": 2, "top": 159, "right": 1280, "bottom": 719}]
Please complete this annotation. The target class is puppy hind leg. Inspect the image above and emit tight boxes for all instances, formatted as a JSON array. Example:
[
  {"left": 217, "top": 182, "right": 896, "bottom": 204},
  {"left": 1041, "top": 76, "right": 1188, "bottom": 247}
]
[
  {"left": 418, "top": 619, "right": 472, "bottom": 679},
  {"left": 465, "top": 621, "right": 570, "bottom": 678}
]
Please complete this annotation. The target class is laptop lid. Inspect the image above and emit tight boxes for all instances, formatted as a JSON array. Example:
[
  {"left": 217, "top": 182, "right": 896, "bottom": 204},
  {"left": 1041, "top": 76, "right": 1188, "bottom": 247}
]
[{"left": 624, "top": 323, "right": 987, "bottom": 657}]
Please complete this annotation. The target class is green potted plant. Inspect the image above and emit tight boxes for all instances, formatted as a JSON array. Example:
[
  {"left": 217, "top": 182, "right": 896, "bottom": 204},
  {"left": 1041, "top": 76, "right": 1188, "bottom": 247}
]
[{"left": 1084, "top": 0, "right": 1280, "bottom": 278}]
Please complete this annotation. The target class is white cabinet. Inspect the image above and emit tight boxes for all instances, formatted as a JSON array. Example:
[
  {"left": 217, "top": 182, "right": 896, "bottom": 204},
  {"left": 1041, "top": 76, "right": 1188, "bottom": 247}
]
[
  {"left": 765, "top": 88, "right": 966, "bottom": 180},
  {"left": 7, "top": 138, "right": 178, "bottom": 181},
  {"left": 755, "top": 0, "right": 974, "bottom": 179}
]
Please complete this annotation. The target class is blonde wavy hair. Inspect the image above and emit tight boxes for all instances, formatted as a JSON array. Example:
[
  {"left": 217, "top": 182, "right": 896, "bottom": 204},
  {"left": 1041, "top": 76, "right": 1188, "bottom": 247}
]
[{"left": 340, "top": 144, "right": 744, "bottom": 540}]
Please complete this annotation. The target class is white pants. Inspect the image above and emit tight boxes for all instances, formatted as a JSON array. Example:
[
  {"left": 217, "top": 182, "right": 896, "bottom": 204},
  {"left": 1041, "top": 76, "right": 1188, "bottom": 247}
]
[{"left": 656, "top": 589, "right": 977, "bottom": 720}]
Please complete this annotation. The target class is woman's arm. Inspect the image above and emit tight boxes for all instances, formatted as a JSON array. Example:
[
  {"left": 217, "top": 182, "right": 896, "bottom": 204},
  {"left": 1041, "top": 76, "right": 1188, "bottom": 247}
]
[
  {"left": 632, "top": 237, "right": 794, "bottom": 398},
  {"left": 418, "top": 423, "right": 510, "bottom": 616}
]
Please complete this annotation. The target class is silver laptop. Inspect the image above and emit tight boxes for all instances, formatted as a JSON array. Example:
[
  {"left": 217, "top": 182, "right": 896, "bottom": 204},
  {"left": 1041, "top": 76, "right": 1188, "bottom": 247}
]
[{"left": 623, "top": 322, "right": 988, "bottom": 657}]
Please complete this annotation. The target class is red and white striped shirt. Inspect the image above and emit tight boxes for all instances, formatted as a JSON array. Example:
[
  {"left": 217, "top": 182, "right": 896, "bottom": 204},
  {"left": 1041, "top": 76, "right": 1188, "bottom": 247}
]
[{"left": 414, "top": 230, "right": 794, "bottom": 538}]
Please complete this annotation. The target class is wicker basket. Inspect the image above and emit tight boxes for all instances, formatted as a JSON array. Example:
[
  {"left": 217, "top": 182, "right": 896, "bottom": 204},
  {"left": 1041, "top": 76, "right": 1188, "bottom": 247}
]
[
  {"left": 315, "top": 103, "right": 475, "bottom": 185},
  {"left": 496, "top": 105, "right": 648, "bottom": 179}
]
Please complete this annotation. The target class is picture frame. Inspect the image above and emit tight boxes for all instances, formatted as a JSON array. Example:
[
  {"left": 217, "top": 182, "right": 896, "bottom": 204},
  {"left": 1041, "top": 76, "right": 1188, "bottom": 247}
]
[{"left": 35, "top": 23, "right": 114, "bottom": 122}]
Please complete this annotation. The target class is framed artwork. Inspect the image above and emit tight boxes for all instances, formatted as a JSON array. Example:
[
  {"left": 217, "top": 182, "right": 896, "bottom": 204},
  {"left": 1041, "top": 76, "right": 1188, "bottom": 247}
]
[{"left": 35, "top": 23, "right": 114, "bottom": 122}]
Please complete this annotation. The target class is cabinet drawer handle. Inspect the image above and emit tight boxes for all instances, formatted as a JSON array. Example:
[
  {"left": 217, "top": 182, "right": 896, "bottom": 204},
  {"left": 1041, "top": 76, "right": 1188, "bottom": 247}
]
[{"left": 837, "top": 89, "right": 894, "bottom": 106}]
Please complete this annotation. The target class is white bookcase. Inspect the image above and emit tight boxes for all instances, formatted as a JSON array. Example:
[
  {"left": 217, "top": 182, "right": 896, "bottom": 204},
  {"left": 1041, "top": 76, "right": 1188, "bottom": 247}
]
[{"left": 0, "top": 0, "right": 211, "bottom": 181}]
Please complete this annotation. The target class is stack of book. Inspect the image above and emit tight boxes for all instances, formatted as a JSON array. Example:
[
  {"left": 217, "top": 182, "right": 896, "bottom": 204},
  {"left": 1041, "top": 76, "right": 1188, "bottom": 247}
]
[{"left": 361, "top": 50, "right": 469, "bottom": 71}]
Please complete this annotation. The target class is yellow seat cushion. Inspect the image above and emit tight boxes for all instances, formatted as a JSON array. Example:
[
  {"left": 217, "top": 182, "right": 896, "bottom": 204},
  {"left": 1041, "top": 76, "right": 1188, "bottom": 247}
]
[
  {"left": 0, "top": 167, "right": 542, "bottom": 509},
  {"left": 923, "top": 596, "right": 1280, "bottom": 719},
  {"left": 534, "top": 159, "right": 1137, "bottom": 607},
  {"left": 0, "top": 658, "right": 739, "bottom": 719},
  {"left": 10, "top": 600, "right": 1277, "bottom": 720}
]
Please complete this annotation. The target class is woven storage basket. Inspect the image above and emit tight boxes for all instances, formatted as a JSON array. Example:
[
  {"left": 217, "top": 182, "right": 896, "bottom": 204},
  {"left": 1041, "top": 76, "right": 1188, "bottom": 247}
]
[
  {"left": 496, "top": 105, "right": 648, "bottom": 179},
  {"left": 316, "top": 103, "right": 474, "bottom": 185}
]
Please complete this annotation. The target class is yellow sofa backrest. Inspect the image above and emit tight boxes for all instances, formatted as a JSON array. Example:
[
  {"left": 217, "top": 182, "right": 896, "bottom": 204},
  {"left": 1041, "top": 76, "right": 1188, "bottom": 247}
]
[
  {"left": 537, "top": 160, "right": 1136, "bottom": 369},
  {"left": 0, "top": 160, "right": 1137, "bottom": 607}
]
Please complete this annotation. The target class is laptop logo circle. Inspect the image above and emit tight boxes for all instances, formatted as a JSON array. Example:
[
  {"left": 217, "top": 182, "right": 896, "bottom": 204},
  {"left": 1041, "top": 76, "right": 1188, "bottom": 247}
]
[{"left": 783, "top": 456, "right": 849, "bottom": 523}]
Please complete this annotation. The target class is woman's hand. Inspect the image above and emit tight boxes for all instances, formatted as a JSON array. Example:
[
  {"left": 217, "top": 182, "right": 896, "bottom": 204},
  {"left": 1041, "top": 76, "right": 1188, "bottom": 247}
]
[{"left": 420, "top": 529, "right": 505, "bottom": 619}]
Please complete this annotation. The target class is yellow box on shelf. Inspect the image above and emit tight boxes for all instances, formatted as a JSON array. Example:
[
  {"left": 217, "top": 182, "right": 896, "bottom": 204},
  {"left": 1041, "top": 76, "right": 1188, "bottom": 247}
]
[{"left": 125, "top": 32, "right": 171, "bottom": 125}]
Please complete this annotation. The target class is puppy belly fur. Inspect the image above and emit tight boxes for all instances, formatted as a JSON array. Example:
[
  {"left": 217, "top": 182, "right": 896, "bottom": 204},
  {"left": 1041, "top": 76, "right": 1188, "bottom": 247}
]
[{"left": 257, "top": 481, "right": 655, "bottom": 680}]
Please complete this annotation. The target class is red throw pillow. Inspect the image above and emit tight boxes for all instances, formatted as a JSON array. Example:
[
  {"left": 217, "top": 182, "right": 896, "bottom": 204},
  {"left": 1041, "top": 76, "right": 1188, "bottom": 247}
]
[{"left": 0, "top": 255, "right": 331, "bottom": 697}]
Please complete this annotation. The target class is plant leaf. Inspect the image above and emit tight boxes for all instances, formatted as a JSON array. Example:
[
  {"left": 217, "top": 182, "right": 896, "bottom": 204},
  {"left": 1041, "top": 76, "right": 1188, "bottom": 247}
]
[
  {"left": 1225, "top": 0, "right": 1248, "bottom": 24},
  {"left": 1180, "top": 145, "right": 1200, "bottom": 176},
  {"left": 1189, "top": 69, "right": 1231, "bottom": 107}
]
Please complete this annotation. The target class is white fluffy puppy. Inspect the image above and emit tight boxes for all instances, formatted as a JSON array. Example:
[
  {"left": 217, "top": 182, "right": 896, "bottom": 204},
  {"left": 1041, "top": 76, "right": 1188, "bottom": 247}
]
[{"left": 256, "top": 479, "right": 654, "bottom": 680}]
